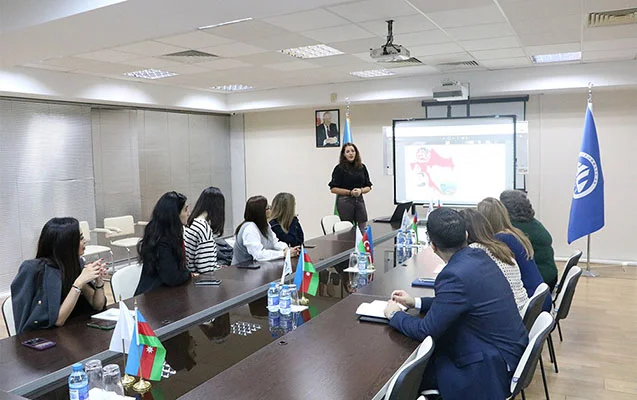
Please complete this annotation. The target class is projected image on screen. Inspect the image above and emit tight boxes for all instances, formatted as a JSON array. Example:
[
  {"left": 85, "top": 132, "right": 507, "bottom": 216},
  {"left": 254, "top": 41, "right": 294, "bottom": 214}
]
[{"left": 394, "top": 117, "right": 515, "bottom": 205}]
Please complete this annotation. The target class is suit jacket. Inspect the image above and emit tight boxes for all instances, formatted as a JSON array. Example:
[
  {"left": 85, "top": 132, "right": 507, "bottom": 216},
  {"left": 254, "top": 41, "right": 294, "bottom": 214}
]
[
  {"left": 389, "top": 246, "right": 528, "bottom": 400},
  {"left": 316, "top": 123, "right": 339, "bottom": 147}
]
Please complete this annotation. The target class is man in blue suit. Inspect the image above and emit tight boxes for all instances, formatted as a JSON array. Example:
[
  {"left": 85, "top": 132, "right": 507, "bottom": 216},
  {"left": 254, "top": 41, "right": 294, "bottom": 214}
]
[{"left": 385, "top": 208, "right": 528, "bottom": 400}]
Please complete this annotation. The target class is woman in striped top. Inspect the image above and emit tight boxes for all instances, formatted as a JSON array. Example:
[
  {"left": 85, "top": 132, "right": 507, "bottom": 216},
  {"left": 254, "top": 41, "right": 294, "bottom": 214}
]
[
  {"left": 184, "top": 187, "right": 225, "bottom": 274},
  {"left": 460, "top": 208, "right": 529, "bottom": 314}
]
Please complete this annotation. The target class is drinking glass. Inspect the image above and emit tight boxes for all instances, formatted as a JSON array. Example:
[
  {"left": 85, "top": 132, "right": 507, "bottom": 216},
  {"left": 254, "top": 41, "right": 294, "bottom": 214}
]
[
  {"left": 84, "top": 359, "right": 103, "bottom": 391},
  {"left": 102, "top": 364, "right": 125, "bottom": 396},
  {"left": 287, "top": 284, "right": 299, "bottom": 307}
]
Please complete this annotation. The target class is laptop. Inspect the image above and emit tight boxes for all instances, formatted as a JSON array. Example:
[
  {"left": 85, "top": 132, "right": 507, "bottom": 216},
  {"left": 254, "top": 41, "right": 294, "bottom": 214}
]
[{"left": 373, "top": 202, "right": 413, "bottom": 223}]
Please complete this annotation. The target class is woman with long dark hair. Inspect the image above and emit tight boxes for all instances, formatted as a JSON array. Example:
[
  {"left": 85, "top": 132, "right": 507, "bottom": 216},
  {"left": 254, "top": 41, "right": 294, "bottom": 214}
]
[
  {"left": 328, "top": 143, "right": 372, "bottom": 231},
  {"left": 11, "top": 217, "right": 106, "bottom": 334},
  {"left": 184, "top": 187, "right": 226, "bottom": 274},
  {"left": 269, "top": 192, "right": 304, "bottom": 247},
  {"left": 135, "top": 191, "right": 191, "bottom": 295},
  {"left": 232, "top": 195, "right": 298, "bottom": 264},
  {"left": 460, "top": 209, "right": 529, "bottom": 313}
]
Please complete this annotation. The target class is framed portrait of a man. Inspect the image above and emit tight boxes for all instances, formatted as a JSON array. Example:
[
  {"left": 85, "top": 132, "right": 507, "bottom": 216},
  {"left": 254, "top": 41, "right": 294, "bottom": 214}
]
[{"left": 315, "top": 109, "right": 340, "bottom": 148}]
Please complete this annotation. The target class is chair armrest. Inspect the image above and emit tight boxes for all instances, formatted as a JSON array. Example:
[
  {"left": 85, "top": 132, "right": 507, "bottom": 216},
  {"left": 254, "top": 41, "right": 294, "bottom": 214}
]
[
  {"left": 92, "top": 228, "right": 115, "bottom": 234},
  {"left": 136, "top": 221, "right": 149, "bottom": 227},
  {"left": 104, "top": 226, "right": 123, "bottom": 233}
]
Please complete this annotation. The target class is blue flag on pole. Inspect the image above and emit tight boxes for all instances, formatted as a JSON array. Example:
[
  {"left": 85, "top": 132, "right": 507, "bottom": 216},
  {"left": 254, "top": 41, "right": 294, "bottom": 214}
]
[
  {"left": 567, "top": 104, "right": 604, "bottom": 244},
  {"left": 342, "top": 114, "right": 352, "bottom": 144}
]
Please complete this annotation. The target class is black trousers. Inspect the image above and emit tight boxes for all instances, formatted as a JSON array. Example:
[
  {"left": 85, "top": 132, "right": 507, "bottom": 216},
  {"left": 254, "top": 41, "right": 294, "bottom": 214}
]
[{"left": 336, "top": 195, "right": 368, "bottom": 228}]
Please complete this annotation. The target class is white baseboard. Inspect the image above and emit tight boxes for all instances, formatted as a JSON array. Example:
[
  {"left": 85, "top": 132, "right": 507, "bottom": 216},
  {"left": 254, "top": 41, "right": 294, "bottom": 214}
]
[{"left": 554, "top": 256, "right": 637, "bottom": 266}]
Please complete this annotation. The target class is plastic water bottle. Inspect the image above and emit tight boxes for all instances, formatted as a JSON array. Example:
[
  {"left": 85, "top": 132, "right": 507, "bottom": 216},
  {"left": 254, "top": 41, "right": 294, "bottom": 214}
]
[
  {"left": 267, "top": 282, "right": 280, "bottom": 312},
  {"left": 396, "top": 229, "right": 405, "bottom": 248},
  {"left": 357, "top": 253, "right": 368, "bottom": 273},
  {"left": 279, "top": 285, "right": 291, "bottom": 316},
  {"left": 68, "top": 362, "right": 89, "bottom": 400},
  {"left": 268, "top": 310, "right": 280, "bottom": 337},
  {"left": 405, "top": 229, "right": 414, "bottom": 247}
]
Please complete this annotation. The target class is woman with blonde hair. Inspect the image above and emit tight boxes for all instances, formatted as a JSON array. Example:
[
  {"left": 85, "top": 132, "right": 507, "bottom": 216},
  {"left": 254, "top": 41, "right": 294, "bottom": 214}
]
[
  {"left": 460, "top": 209, "right": 528, "bottom": 313},
  {"left": 477, "top": 197, "right": 551, "bottom": 311},
  {"left": 268, "top": 192, "right": 305, "bottom": 247}
]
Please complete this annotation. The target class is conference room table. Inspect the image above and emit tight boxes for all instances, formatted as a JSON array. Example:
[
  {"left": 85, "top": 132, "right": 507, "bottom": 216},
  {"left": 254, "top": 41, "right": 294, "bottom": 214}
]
[{"left": 1, "top": 222, "right": 444, "bottom": 400}]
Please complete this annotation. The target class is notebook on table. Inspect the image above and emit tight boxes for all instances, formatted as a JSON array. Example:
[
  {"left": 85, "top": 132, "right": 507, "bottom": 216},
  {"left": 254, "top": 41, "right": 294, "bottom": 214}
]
[{"left": 355, "top": 300, "right": 406, "bottom": 324}]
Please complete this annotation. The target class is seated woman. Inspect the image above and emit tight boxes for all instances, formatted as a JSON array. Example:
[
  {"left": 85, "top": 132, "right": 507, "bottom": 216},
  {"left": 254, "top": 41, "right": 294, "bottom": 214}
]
[
  {"left": 184, "top": 187, "right": 226, "bottom": 274},
  {"left": 11, "top": 217, "right": 107, "bottom": 335},
  {"left": 135, "top": 191, "right": 191, "bottom": 296},
  {"left": 460, "top": 209, "right": 529, "bottom": 313},
  {"left": 268, "top": 192, "right": 304, "bottom": 247},
  {"left": 500, "top": 190, "right": 559, "bottom": 291},
  {"left": 232, "top": 195, "right": 299, "bottom": 264},
  {"left": 478, "top": 197, "right": 552, "bottom": 312}
]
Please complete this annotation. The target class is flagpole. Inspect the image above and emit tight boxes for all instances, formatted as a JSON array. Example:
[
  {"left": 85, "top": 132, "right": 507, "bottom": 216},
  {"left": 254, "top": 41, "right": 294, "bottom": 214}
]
[
  {"left": 132, "top": 299, "right": 151, "bottom": 393},
  {"left": 581, "top": 82, "right": 599, "bottom": 278},
  {"left": 119, "top": 295, "right": 136, "bottom": 387},
  {"left": 299, "top": 248, "right": 309, "bottom": 305}
]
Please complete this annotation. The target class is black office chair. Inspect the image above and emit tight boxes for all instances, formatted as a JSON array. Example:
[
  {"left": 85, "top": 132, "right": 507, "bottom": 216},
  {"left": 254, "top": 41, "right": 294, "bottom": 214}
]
[
  {"left": 547, "top": 266, "right": 583, "bottom": 373},
  {"left": 521, "top": 283, "right": 550, "bottom": 399},
  {"left": 553, "top": 250, "right": 582, "bottom": 302},
  {"left": 384, "top": 336, "right": 435, "bottom": 400},
  {"left": 509, "top": 312, "right": 555, "bottom": 400}
]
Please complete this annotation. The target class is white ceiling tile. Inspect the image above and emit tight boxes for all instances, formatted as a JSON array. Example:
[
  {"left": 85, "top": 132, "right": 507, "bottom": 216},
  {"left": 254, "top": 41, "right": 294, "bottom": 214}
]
[
  {"left": 426, "top": 5, "right": 506, "bottom": 28},
  {"left": 358, "top": 15, "right": 437, "bottom": 36},
  {"left": 582, "top": 48, "right": 637, "bottom": 62},
  {"left": 470, "top": 47, "right": 526, "bottom": 60},
  {"left": 155, "top": 31, "right": 234, "bottom": 49},
  {"left": 410, "top": 43, "right": 466, "bottom": 56},
  {"left": 417, "top": 53, "right": 473, "bottom": 65},
  {"left": 409, "top": 0, "right": 494, "bottom": 13},
  {"left": 200, "top": 43, "right": 267, "bottom": 57},
  {"left": 196, "top": 59, "right": 253, "bottom": 70},
  {"left": 352, "top": 52, "right": 374, "bottom": 62},
  {"left": 302, "top": 24, "right": 375, "bottom": 43},
  {"left": 518, "top": 30, "right": 581, "bottom": 47},
  {"left": 263, "top": 9, "right": 350, "bottom": 32},
  {"left": 246, "top": 34, "right": 318, "bottom": 51},
  {"left": 204, "top": 20, "right": 292, "bottom": 41},
  {"left": 501, "top": 0, "right": 582, "bottom": 21},
  {"left": 582, "top": 0, "right": 637, "bottom": 13},
  {"left": 511, "top": 14, "right": 580, "bottom": 36},
  {"left": 127, "top": 57, "right": 186, "bottom": 70},
  {"left": 480, "top": 57, "right": 532, "bottom": 69},
  {"left": 113, "top": 40, "right": 188, "bottom": 57},
  {"left": 583, "top": 38, "right": 637, "bottom": 51},
  {"left": 309, "top": 54, "right": 370, "bottom": 67},
  {"left": 524, "top": 43, "right": 581, "bottom": 56},
  {"left": 264, "top": 60, "right": 320, "bottom": 71},
  {"left": 584, "top": 24, "right": 637, "bottom": 41},
  {"left": 388, "top": 65, "right": 440, "bottom": 75},
  {"left": 160, "top": 63, "right": 209, "bottom": 75},
  {"left": 394, "top": 30, "right": 452, "bottom": 46},
  {"left": 460, "top": 36, "right": 520, "bottom": 51},
  {"left": 446, "top": 23, "right": 516, "bottom": 41},
  {"left": 327, "top": 0, "right": 418, "bottom": 23},
  {"left": 23, "top": 62, "right": 72, "bottom": 72},
  {"left": 75, "top": 49, "right": 141, "bottom": 63},
  {"left": 326, "top": 37, "right": 383, "bottom": 54},
  {"left": 237, "top": 51, "right": 296, "bottom": 65}
]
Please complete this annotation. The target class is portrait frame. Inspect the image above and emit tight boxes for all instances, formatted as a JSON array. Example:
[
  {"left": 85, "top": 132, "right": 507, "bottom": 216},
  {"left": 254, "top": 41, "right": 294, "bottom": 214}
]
[{"left": 315, "top": 109, "right": 341, "bottom": 148}]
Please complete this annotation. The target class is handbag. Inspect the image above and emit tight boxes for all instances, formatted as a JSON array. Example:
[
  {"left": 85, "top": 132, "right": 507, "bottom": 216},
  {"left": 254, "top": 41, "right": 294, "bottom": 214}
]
[{"left": 214, "top": 237, "right": 234, "bottom": 266}]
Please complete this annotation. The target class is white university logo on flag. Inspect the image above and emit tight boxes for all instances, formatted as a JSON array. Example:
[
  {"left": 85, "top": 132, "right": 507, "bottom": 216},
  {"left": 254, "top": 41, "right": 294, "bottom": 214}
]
[{"left": 573, "top": 151, "right": 599, "bottom": 200}]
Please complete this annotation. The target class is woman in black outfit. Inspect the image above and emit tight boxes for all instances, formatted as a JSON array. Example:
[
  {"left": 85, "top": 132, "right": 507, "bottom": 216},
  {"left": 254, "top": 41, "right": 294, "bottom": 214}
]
[
  {"left": 135, "top": 191, "right": 191, "bottom": 296},
  {"left": 329, "top": 143, "right": 373, "bottom": 231},
  {"left": 269, "top": 192, "right": 304, "bottom": 247}
]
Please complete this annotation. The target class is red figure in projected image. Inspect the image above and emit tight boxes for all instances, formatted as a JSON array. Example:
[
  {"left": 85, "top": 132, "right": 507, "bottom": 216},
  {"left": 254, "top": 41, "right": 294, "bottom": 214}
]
[{"left": 410, "top": 147, "right": 455, "bottom": 194}]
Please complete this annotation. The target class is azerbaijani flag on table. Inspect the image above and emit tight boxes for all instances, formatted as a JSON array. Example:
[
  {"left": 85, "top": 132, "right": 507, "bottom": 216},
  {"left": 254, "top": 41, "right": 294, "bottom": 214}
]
[
  {"left": 293, "top": 246, "right": 319, "bottom": 296},
  {"left": 356, "top": 226, "right": 374, "bottom": 263},
  {"left": 412, "top": 209, "right": 419, "bottom": 243},
  {"left": 125, "top": 309, "right": 166, "bottom": 381}
]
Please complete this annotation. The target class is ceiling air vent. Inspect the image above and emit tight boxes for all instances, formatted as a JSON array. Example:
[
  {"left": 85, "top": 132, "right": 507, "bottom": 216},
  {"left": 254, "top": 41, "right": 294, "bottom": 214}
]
[
  {"left": 436, "top": 60, "right": 480, "bottom": 71},
  {"left": 376, "top": 57, "right": 422, "bottom": 68},
  {"left": 162, "top": 50, "right": 218, "bottom": 63},
  {"left": 588, "top": 8, "right": 637, "bottom": 27}
]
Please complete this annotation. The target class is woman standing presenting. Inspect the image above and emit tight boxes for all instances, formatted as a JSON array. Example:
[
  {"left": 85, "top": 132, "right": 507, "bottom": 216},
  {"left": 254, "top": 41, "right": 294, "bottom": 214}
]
[{"left": 328, "top": 143, "right": 372, "bottom": 231}]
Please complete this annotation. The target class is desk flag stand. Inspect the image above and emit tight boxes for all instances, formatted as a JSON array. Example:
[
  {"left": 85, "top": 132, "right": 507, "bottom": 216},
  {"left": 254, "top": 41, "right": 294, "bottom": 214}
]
[
  {"left": 120, "top": 294, "right": 136, "bottom": 387},
  {"left": 130, "top": 298, "right": 152, "bottom": 393}
]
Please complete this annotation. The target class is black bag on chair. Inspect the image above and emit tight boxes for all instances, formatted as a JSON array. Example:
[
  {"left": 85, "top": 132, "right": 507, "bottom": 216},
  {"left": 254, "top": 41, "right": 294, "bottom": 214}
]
[{"left": 214, "top": 237, "right": 234, "bottom": 266}]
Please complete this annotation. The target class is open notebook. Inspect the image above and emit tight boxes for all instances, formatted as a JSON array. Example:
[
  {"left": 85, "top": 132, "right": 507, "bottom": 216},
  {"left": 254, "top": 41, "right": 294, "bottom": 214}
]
[{"left": 355, "top": 300, "right": 407, "bottom": 324}]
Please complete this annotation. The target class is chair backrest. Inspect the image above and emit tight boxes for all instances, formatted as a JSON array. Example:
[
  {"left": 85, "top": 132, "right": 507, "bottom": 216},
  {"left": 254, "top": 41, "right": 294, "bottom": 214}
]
[
  {"left": 2, "top": 296, "right": 16, "bottom": 337},
  {"left": 79, "top": 221, "right": 92, "bottom": 243},
  {"left": 104, "top": 215, "right": 135, "bottom": 238},
  {"left": 521, "top": 283, "right": 550, "bottom": 332},
  {"left": 386, "top": 336, "right": 435, "bottom": 400},
  {"left": 333, "top": 221, "right": 353, "bottom": 233},
  {"left": 510, "top": 312, "right": 555, "bottom": 396},
  {"left": 321, "top": 215, "right": 341, "bottom": 235},
  {"left": 554, "top": 266, "right": 582, "bottom": 322},
  {"left": 554, "top": 250, "right": 582, "bottom": 298},
  {"left": 110, "top": 263, "right": 143, "bottom": 301}
]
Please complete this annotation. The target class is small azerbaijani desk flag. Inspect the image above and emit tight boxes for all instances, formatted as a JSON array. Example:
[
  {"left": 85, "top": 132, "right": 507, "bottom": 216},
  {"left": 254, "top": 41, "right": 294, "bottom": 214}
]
[
  {"left": 356, "top": 226, "right": 374, "bottom": 263},
  {"left": 293, "top": 246, "right": 319, "bottom": 296},
  {"left": 412, "top": 209, "right": 419, "bottom": 243},
  {"left": 125, "top": 309, "right": 166, "bottom": 381}
]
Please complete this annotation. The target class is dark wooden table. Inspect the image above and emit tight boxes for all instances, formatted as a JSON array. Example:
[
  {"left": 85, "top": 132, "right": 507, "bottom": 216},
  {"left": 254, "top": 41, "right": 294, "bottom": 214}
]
[
  {"left": 0, "top": 222, "right": 398, "bottom": 397},
  {"left": 177, "top": 294, "right": 419, "bottom": 400}
]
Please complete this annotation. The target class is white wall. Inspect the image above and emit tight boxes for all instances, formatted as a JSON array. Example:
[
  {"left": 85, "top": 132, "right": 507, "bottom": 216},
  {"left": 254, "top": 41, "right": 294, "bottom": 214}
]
[{"left": 245, "top": 89, "right": 637, "bottom": 262}]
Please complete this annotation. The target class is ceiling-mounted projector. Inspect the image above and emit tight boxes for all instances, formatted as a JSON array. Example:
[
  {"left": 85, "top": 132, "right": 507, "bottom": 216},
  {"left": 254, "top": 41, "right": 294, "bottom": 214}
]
[
  {"left": 433, "top": 82, "right": 469, "bottom": 102},
  {"left": 370, "top": 20, "right": 411, "bottom": 62}
]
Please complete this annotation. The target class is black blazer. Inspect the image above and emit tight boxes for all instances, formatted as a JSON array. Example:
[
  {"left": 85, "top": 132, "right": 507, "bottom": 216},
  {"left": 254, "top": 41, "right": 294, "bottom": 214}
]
[
  {"left": 316, "top": 123, "right": 339, "bottom": 147},
  {"left": 135, "top": 241, "right": 191, "bottom": 296},
  {"left": 269, "top": 217, "right": 305, "bottom": 247}
]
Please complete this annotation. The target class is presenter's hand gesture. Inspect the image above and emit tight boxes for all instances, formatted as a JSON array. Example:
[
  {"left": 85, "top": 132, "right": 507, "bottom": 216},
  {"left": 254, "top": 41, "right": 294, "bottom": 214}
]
[
  {"left": 351, "top": 188, "right": 362, "bottom": 197},
  {"left": 391, "top": 289, "right": 415, "bottom": 308}
]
